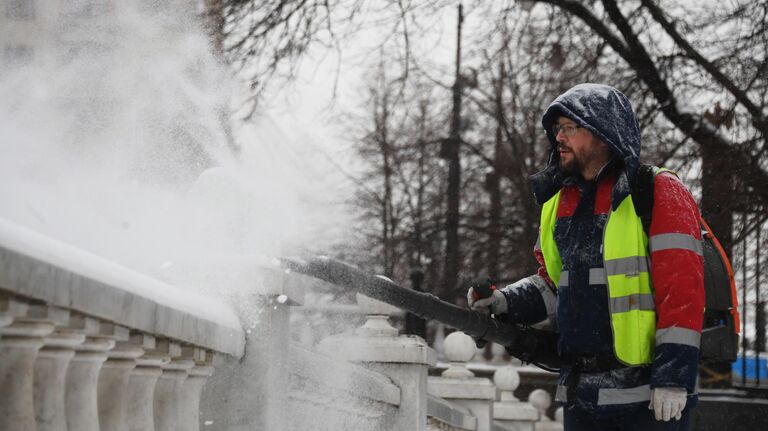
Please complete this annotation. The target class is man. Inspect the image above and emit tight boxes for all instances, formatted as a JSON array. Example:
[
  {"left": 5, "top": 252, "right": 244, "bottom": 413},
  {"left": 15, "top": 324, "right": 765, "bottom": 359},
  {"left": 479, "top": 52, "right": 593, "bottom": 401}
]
[{"left": 468, "top": 84, "right": 704, "bottom": 430}]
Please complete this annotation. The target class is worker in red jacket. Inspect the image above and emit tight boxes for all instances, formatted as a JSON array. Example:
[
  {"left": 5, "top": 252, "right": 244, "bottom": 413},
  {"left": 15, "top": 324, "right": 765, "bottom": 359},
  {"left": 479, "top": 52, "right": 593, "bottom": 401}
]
[{"left": 468, "top": 84, "right": 704, "bottom": 430}]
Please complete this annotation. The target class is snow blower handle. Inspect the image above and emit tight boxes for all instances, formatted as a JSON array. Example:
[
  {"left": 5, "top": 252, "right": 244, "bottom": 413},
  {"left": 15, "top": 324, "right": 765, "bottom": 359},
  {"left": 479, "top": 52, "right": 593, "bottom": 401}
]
[{"left": 281, "top": 256, "right": 562, "bottom": 371}]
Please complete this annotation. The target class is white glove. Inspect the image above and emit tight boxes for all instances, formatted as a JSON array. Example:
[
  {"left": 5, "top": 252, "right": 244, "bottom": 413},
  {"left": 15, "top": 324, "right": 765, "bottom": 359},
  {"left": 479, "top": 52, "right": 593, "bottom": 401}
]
[
  {"left": 648, "top": 387, "right": 687, "bottom": 421},
  {"left": 466, "top": 288, "right": 508, "bottom": 315}
]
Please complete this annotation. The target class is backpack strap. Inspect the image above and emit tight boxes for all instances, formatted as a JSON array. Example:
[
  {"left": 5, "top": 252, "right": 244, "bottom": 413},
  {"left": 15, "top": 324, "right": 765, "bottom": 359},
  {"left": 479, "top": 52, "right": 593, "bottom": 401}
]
[
  {"left": 631, "top": 164, "right": 656, "bottom": 235},
  {"left": 631, "top": 165, "right": 741, "bottom": 361}
]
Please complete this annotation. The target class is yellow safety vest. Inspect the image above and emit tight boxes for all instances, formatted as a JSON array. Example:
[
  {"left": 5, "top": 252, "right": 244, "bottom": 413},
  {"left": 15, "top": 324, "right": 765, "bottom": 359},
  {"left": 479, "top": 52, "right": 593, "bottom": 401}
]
[{"left": 539, "top": 190, "right": 656, "bottom": 366}]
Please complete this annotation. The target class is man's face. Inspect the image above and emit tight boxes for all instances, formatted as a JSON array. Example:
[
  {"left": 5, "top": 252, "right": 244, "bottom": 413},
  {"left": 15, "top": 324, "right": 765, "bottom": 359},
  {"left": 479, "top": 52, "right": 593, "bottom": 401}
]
[{"left": 554, "top": 117, "right": 611, "bottom": 178}]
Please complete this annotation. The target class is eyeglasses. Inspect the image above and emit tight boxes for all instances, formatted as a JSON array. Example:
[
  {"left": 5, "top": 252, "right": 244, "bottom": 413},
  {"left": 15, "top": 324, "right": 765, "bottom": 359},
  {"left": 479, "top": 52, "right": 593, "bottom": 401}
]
[{"left": 552, "top": 123, "right": 581, "bottom": 137}]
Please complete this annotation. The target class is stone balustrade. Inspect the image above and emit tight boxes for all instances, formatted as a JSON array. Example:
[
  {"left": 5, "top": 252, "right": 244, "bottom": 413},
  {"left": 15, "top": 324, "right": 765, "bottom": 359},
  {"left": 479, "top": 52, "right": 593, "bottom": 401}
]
[
  {"left": 426, "top": 331, "right": 564, "bottom": 431},
  {"left": 1, "top": 216, "right": 567, "bottom": 431},
  {"left": 260, "top": 280, "right": 564, "bottom": 431},
  {"left": 201, "top": 286, "right": 428, "bottom": 430},
  {"left": 288, "top": 343, "right": 401, "bottom": 430},
  {"left": 429, "top": 332, "right": 496, "bottom": 430},
  {"left": 493, "top": 365, "right": 540, "bottom": 430},
  {"left": 317, "top": 293, "right": 436, "bottom": 430},
  {"left": 0, "top": 218, "right": 244, "bottom": 431}
]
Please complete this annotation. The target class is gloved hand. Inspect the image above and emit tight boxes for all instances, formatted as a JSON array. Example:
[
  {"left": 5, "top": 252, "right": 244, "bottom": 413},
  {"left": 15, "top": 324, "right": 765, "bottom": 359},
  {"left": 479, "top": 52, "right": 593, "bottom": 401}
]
[
  {"left": 648, "top": 387, "right": 687, "bottom": 421},
  {"left": 466, "top": 277, "right": 507, "bottom": 315}
]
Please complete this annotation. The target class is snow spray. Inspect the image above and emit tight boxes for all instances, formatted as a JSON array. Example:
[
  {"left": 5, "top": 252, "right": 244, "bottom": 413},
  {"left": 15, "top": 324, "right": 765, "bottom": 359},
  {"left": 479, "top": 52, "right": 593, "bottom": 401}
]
[{"left": 0, "top": 2, "right": 365, "bottom": 429}]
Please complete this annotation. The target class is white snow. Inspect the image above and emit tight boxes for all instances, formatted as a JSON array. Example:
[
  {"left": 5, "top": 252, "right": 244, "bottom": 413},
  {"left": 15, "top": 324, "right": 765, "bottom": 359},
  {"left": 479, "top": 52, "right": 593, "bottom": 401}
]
[{"left": 0, "top": 215, "right": 241, "bottom": 332}]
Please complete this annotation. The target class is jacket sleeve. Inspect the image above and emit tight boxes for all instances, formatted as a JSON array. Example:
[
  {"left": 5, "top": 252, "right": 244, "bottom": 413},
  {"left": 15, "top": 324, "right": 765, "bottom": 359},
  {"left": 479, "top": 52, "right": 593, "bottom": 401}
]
[
  {"left": 498, "top": 235, "right": 557, "bottom": 326},
  {"left": 649, "top": 172, "right": 705, "bottom": 393}
]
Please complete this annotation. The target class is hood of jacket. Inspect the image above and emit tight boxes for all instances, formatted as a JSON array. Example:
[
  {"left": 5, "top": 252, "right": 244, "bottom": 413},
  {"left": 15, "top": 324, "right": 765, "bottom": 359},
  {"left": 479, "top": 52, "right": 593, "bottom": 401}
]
[{"left": 529, "top": 83, "right": 641, "bottom": 209}]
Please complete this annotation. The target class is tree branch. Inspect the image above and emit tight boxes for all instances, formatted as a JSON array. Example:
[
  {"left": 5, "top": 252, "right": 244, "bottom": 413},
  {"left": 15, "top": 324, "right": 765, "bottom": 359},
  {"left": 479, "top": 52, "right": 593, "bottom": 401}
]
[
  {"left": 641, "top": 0, "right": 768, "bottom": 135},
  {"left": 533, "top": 0, "right": 768, "bottom": 208}
]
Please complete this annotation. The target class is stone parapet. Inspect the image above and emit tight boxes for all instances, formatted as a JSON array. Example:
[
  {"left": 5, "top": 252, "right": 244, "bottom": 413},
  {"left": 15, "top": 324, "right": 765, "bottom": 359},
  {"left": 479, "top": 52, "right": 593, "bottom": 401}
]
[{"left": 0, "top": 218, "right": 243, "bottom": 431}]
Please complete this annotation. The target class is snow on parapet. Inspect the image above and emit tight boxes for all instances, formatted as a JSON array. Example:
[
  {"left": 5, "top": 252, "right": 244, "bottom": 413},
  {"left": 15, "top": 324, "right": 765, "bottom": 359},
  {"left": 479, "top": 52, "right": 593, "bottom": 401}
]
[{"left": 0, "top": 216, "right": 244, "bottom": 356}]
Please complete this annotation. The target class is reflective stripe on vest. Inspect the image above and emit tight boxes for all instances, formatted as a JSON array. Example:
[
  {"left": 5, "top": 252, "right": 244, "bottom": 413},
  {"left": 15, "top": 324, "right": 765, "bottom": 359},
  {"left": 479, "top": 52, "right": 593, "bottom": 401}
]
[
  {"left": 555, "top": 384, "right": 654, "bottom": 405},
  {"left": 540, "top": 191, "right": 655, "bottom": 366},
  {"left": 558, "top": 268, "right": 608, "bottom": 287}
]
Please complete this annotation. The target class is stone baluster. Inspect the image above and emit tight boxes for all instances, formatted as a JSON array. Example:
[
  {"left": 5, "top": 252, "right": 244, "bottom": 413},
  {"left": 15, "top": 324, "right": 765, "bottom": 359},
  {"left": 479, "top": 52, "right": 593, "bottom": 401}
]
[
  {"left": 31, "top": 305, "right": 85, "bottom": 431},
  {"left": 318, "top": 293, "right": 437, "bottom": 431},
  {"left": 529, "top": 389, "right": 563, "bottom": 431},
  {"left": 98, "top": 326, "right": 144, "bottom": 431},
  {"left": 154, "top": 340, "right": 195, "bottom": 431},
  {"left": 428, "top": 331, "right": 496, "bottom": 431},
  {"left": 65, "top": 314, "right": 117, "bottom": 431},
  {"left": 492, "top": 366, "right": 539, "bottom": 431},
  {"left": 178, "top": 347, "right": 213, "bottom": 431},
  {"left": 127, "top": 333, "right": 170, "bottom": 431},
  {"left": 0, "top": 295, "right": 55, "bottom": 431}
]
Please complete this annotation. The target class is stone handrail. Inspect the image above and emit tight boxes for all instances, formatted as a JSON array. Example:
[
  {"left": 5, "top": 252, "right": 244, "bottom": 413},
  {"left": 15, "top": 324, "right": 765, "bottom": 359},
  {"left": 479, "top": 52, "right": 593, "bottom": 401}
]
[
  {"left": 428, "top": 394, "right": 478, "bottom": 430},
  {"left": 0, "top": 218, "right": 245, "bottom": 431},
  {"left": 290, "top": 343, "right": 400, "bottom": 405},
  {"left": 288, "top": 344, "right": 401, "bottom": 429}
]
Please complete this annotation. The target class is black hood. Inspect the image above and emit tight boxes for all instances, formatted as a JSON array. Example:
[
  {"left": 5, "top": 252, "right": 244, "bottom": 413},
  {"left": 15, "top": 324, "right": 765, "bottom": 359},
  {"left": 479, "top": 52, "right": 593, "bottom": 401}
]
[{"left": 529, "top": 84, "right": 642, "bottom": 209}]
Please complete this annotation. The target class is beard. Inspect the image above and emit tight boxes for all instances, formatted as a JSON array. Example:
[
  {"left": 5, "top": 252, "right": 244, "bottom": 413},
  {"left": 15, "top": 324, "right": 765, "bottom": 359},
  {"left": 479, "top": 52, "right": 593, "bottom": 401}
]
[
  {"left": 559, "top": 156, "right": 581, "bottom": 176},
  {"left": 558, "top": 149, "right": 586, "bottom": 176}
]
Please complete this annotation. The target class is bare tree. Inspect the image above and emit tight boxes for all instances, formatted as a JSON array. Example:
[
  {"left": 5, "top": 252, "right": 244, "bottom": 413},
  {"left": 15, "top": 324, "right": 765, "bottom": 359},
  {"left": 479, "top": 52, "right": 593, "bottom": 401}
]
[
  {"left": 350, "top": 61, "right": 449, "bottom": 288},
  {"left": 215, "top": 1, "right": 768, "bottom": 366},
  {"left": 216, "top": 0, "right": 441, "bottom": 116}
]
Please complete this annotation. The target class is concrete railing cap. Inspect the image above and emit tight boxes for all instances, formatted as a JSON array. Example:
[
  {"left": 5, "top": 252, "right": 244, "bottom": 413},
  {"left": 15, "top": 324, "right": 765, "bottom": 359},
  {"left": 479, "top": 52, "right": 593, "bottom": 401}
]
[{"left": 0, "top": 217, "right": 244, "bottom": 357}]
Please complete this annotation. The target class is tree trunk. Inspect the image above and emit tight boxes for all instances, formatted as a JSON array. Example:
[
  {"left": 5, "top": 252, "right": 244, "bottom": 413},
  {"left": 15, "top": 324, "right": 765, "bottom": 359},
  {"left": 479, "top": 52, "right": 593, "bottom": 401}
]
[
  {"left": 487, "top": 58, "right": 505, "bottom": 281},
  {"left": 441, "top": 4, "right": 464, "bottom": 299},
  {"left": 378, "top": 93, "right": 395, "bottom": 277},
  {"left": 699, "top": 141, "right": 735, "bottom": 388},
  {"left": 701, "top": 143, "right": 734, "bottom": 257}
]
